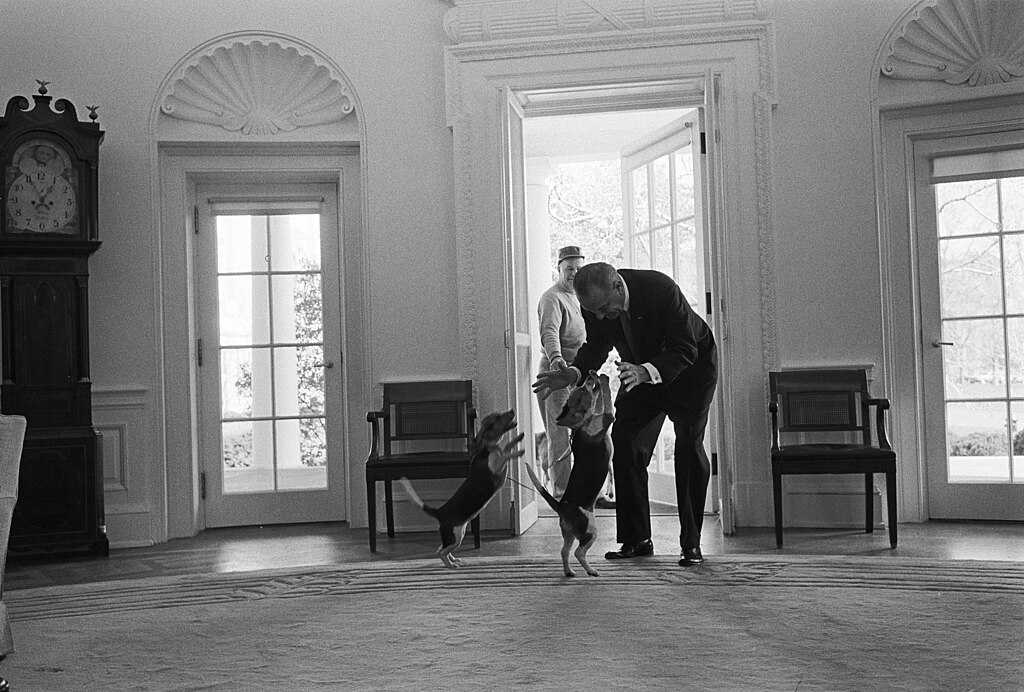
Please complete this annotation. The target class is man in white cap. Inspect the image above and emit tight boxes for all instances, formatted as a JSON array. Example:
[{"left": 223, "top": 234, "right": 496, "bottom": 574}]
[{"left": 535, "top": 245, "right": 587, "bottom": 498}]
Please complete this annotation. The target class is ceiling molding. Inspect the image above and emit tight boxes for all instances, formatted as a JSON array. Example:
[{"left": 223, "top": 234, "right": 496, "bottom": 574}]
[{"left": 443, "top": 0, "right": 763, "bottom": 44}]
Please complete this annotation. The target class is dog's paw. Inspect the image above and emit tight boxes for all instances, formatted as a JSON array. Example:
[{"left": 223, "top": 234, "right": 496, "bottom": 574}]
[
  {"left": 564, "top": 569, "right": 576, "bottom": 578},
  {"left": 586, "top": 568, "right": 600, "bottom": 577}
]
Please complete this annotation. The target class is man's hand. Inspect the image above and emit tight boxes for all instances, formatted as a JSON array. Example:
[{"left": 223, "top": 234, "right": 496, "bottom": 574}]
[
  {"left": 616, "top": 360, "right": 651, "bottom": 392},
  {"left": 532, "top": 362, "right": 576, "bottom": 400}
]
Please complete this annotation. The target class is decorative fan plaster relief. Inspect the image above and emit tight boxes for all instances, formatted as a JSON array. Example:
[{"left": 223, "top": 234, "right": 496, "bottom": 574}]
[
  {"left": 161, "top": 40, "right": 354, "bottom": 134},
  {"left": 881, "top": 0, "right": 1024, "bottom": 87}
]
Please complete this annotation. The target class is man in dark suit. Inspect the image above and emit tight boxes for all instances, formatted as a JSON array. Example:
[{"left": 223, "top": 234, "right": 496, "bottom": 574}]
[{"left": 533, "top": 262, "right": 717, "bottom": 566}]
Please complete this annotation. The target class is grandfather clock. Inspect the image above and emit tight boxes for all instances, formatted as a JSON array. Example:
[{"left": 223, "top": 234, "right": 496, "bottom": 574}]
[{"left": 0, "top": 82, "right": 108, "bottom": 557}]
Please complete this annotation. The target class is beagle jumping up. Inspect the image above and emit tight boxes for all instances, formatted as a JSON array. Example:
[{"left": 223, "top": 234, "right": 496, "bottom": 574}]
[
  {"left": 401, "top": 409, "right": 523, "bottom": 568},
  {"left": 524, "top": 371, "right": 614, "bottom": 576}
]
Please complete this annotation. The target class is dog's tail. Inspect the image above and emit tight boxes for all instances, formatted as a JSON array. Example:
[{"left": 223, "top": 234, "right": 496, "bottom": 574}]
[
  {"left": 522, "top": 461, "right": 562, "bottom": 515},
  {"left": 399, "top": 477, "right": 440, "bottom": 519}
]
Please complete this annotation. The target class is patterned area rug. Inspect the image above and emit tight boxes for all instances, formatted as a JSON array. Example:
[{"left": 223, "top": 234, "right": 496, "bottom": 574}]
[{"left": 4, "top": 554, "right": 1023, "bottom": 691}]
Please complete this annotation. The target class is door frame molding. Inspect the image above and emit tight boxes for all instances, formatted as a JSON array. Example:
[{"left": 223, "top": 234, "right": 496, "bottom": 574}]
[
  {"left": 445, "top": 22, "right": 777, "bottom": 530},
  {"left": 876, "top": 91, "right": 1024, "bottom": 522},
  {"left": 155, "top": 144, "right": 369, "bottom": 539}
]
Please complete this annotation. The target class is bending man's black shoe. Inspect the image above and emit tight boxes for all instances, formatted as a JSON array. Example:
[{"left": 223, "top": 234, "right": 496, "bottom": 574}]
[
  {"left": 604, "top": 539, "right": 654, "bottom": 560},
  {"left": 679, "top": 547, "right": 704, "bottom": 566}
]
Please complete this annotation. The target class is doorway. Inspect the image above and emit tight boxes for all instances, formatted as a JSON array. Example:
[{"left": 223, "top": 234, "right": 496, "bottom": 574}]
[
  {"left": 195, "top": 182, "right": 345, "bottom": 527},
  {"left": 522, "top": 103, "right": 721, "bottom": 516},
  {"left": 915, "top": 135, "right": 1024, "bottom": 520}
]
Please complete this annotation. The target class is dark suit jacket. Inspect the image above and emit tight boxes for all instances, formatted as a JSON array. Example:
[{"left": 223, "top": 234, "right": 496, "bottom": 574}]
[{"left": 572, "top": 269, "right": 717, "bottom": 406}]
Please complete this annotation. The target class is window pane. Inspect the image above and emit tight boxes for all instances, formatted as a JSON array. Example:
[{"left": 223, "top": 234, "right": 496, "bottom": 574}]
[
  {"left": 632, "top": 168, "right": 649, "bottom": 233},
  {"left": 219, "top": 275, "right": 270, "bottom": 345},
  {"left": 938, "top": 236, "right": 1002, "bottom": 318},
  {"left": 269, "top": 215, "right": 321, "bottom": 271},
  {"left": 223, "top": 419, "right": 275, "bottom": 493},
  {"left": 936, "top": 180, "right": 998, "bottom": 237},
  {"left": 221, "top": 347, "right": 272, "bottom": 418},
  {"left": 652, "top": 156, "right": 671, "bottom": 227},
  {"left": 1001, "top": 177, "right": 1024, "bottom": 232},
  {"left": 942, "top": 318, "right": 1006, "bottom": 399},
  {"left": 946, "top": 401, "right": 1009, "bottom": 482},
  {"left": 217, "top": 216, "right": 266, "bottom": 274},
  {"left": 653, "top": 226, "right": 672, "bottom": 278},
  {"left": 674, "top": 221, "right": 699, "bottom": 305},
  {"left": 632, "top": 233, "right": 650, "bottom": 268}
]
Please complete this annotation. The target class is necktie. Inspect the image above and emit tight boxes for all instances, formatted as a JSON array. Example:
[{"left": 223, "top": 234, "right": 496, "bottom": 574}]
[{"left": 619, "top": 312, "right": 636, "bottom": 359}]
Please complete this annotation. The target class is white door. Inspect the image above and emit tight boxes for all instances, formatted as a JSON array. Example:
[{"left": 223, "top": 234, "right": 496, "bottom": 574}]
[
  {"left": 196, "top": 182, "right": 345, "bottom": 527},
  {"left": 501, "top": 87, "right": 539, "bottom": 535},
  {"left": 621, "top": 108, "right": 720, "bottom": 509},
  {"left": 917, "top": 135, "right": 1024, "bottom": 520}
]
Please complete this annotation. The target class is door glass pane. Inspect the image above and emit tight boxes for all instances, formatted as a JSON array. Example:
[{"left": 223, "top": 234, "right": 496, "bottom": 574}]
[
  {"left": 938, "top": 236, "right": 1002, "bottom": 318},
  {"left": 269, "top": 215, "right": 321, "bottom": 271},
  {"left": 946, "top": 401, "right": 1009, "bottom": 482},
  {"left": 219, "top": 276, "right": 271, "bottom": 345},
  {"left": 1004, "top": 233, "right": 1024, "bottom": 313},
  {"left": 941, "top": 318, "right": 1005, "bottom": 398},
  {"left": 221, "top": 348, "right": 272, "bottom": 418},
  {"left": 936, "top": 180, "right": 998, "bottom": 237},
  {"left": 217, "top": 216, "right": 266, "bottom": 273},
  {"left": 1012, "top": 400, "right": 1024, "bottom": 483},
  {"left": 223, "top": 420, "right": 275, "bottom": 493},
  {"left": 1009, "top": 317, "right": 1024, "bottom": 398},
  {"left": 274, "top": 346, "right": 325, "bottom": 415},
  {"left": 275, "top": 419, "right": 327, "bottom": 490}
]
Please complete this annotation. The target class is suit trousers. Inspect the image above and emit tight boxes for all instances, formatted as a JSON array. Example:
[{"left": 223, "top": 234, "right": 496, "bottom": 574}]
[{"left": 610, "top": 353, "right": 717, "bottom": 548}]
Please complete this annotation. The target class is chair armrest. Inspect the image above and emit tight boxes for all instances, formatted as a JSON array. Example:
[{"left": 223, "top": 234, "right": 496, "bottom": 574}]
[
  {"left": 768, "top": 401, "right": 781, "bottom": 451},
  {"left": 865, "top": 397, "right": 892, "bottom": 450},
  {"left": 366, "top": 410, "right": 385, "bottom": 461}
]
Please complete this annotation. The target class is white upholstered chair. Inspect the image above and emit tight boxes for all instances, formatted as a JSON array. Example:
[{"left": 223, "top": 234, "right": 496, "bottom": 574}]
[{"left": 0, "top": 414, "right": 25, "bottom": 690}]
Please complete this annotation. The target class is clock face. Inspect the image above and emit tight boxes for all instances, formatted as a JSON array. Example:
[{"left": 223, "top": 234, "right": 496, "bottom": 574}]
[{"left": 5, "top": 137, "right": 79, "bottom": 234}]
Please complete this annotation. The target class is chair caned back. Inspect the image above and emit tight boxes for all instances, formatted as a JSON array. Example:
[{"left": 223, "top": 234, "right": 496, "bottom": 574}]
[
  {"left": 770, "top": 369, "right": 871, "bottom": 442},
  {"left": 380, "top": 380, "right": 475, "bottom": 454}
]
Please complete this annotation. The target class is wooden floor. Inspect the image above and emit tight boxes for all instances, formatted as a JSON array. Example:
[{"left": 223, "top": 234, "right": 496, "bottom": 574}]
[{"left": 6, "top": 512, "right": 1024, "bottom": 590}]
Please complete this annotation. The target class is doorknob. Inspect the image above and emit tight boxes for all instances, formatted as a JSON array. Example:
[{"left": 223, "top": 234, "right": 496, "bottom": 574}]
[
  {"left": 314, "top": 361, "right": 335, "bottom": 368},
  {"left": 932, "top": 341, "right": 954, "bottom": 348}
]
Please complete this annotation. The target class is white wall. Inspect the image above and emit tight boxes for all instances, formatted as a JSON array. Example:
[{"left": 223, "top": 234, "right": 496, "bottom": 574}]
[{"left": 1, "top": 0, "right": 961, "bottom": 544}]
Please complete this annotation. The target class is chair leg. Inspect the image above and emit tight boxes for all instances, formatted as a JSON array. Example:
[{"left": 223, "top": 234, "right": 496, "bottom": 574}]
[
  {"left": 772, "top": 472, "right": 784, "bottom": 548},
  {"left": 367, "top": 478, "right": 377, "bottom": 552},
  {"left": 865, "top": 473, "right": 874, "bottom": 534},
  {"left": 886, "top": 469, "right": 898, "bottom": 548},
  {"left": 471, "top": 516, "right": 481, "bottom": 549},
  {"left": 384, "top": 480, "right": 396, "bottom": 538}
]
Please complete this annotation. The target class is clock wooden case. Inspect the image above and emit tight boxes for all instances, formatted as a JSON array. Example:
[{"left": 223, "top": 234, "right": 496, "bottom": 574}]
[{"left": 0, "top": 83, "right": 108, "bottom": 557}]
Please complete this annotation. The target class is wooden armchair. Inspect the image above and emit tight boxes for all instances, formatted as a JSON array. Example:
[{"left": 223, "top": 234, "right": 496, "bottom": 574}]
[
  {"left": 769, "top": 369, "right": 897, "bottom": 548},
  {"left": 365, "top": 380, "right": 480, "bottom": 552}
]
